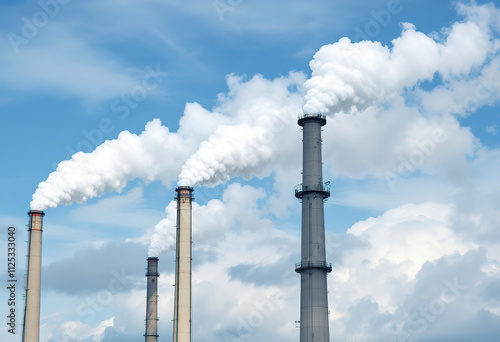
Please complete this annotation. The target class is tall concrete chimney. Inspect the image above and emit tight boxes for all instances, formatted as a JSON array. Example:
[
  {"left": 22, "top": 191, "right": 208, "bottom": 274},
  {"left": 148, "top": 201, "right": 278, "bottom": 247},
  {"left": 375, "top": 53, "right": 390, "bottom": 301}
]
[
  {"left": 145, "top": 257, "right": 159, "bottom": 342},
  {"left": 295, "top": 113, "right": 332, "bottom": 342},
  {"left": 173, "top": 186, "right": 193, "bottom": 342},
  {"left": 22, "top": 210, "right": 45, "bottom": 342}
]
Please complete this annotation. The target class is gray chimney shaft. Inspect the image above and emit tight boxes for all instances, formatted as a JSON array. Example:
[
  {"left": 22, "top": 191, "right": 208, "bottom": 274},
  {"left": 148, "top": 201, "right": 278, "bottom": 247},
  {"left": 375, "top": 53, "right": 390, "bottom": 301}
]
[
  {"left": 295, "top": 113, "right": 331, "bottom": 342},
  {"left": 22, "top": 210, "right": 45, "bottom": 342},
  {"left": 145, "top": 257, "right": 159, "bottom": 342}
]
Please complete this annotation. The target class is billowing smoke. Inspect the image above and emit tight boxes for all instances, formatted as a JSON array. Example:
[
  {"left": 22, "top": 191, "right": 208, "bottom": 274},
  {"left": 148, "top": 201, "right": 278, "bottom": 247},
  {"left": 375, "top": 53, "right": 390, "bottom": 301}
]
[
  {"left": 31, "top": 73, "right": 304, "bottom": 209},
  {"left": 177, "top": 73, "right": 305, "bottom": 187},
  {"left": 148, "top": 196, "right": 235, "bottom": 257},
  {"left": 178, "top": 123, "right": 274, "bottom": 187},
  {"left": 178, "top": 13, "right": 493, "bottom": 187},
  {"left": 30, "top": 101, "right": 228, "bottom": 210},
  {"left": 31, "top": 3, "right": 496, "bottom": 209},
  {"left": 303, "top": 20, "right": 490, "bottom": 114},
  {"left": 148, "top": 201, "right": 177, "bottom": 257},
  {"left": 30, "top": 119, "right": 184, "bottom": 210}
]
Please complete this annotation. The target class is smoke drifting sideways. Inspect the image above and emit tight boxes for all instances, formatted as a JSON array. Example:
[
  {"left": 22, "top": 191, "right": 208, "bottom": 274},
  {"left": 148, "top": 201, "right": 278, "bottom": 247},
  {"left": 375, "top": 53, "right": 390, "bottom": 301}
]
[
  {"left": 31, "top": 4, "right": 497, "bottom": 212},
  {"left": 30, "top": 119, "right": 184, "bottom": 211},
  {"left": 178, "top": 11, "right": 495, "bottom": 188},
  {"left": 177, "top": 73, "right": 306, "bottom": 188},
  {"left": 302, "top": 20, "right": 491, "bottom": 115},
  {"left": 177, "top": 124, "right": 273, "bottom": 187},
  {"left": 29, "top": 72, "right": 305, "bottom": 212}
]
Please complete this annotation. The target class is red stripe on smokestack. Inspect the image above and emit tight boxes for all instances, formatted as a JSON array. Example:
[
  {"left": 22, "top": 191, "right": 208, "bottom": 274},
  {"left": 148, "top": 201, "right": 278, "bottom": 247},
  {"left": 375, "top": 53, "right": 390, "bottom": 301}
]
[{"left": 23, "top": 210, "right": 44, "bottom": 342}]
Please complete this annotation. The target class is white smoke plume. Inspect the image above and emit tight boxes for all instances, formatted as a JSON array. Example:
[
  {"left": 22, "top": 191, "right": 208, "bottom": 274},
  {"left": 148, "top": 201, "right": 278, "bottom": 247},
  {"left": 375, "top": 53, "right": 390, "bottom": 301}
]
[
  {"left": 30, "top": 72, "right": 303, "bottom": 209},
  {"left": 178, "top": 10, "right": 495, "bottom": 187},
  {"left": 178, "top": 123, "right": 273, "bottom": 186},
  {"left": 303, "top": 19, "right": 491, "bottom": 114},
  {"left": 177, "top": 72, "right": 305, "bottom": 187},
  {"left": 148, "top": 201, "right": 177, "bottom": 257},
  {"left": 30, "top": 100, "right": 229, "bottom": 210},
  {"left": 31, "top": 3, "right": 498, "bottom": 210},
  {"left": 148, "top": 196, "right": 236, "bottom": 257},
  {"left": 30, "top": 119, "right": 185, "bottom": 210}
]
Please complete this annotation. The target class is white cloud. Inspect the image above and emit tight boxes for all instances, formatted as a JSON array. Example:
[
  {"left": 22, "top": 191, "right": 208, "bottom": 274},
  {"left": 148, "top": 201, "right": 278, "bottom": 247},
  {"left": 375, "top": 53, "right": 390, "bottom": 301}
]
[
  {"left": 322, "top": 98, "right": 477, "bottom": 184},
  {"left": 148, "top": 183, "right": 266, "bottom": 256},
  {"left": 417, "top": 57, "right": 500, "bottom": 116},
  {"left": 486, "top": 124, "right": 498, "bottom": 135},
  {"left": 328, "top": 201, "right": 499, "bottom": 341},
  {"left": 346, "top": 203, "right": 473, "bottom": 282},
  {"left": 38, "top": 192, "right": 500, "bottom": 342},
  {"left": 48, "top": 317, "right": 114, "bottom": 342}
]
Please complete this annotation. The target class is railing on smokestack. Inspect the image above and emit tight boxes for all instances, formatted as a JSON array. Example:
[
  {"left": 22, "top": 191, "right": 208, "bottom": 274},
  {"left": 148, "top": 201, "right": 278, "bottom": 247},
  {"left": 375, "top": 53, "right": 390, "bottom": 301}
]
[
  {"left": 295, "top": 182, "right": 331, "bottom": 200},
  {"left": 295, "top": 261, "right": 332, "bottom": 273},
  {"left": 175, "top": 186, "right": 194, "bottom": 200}
]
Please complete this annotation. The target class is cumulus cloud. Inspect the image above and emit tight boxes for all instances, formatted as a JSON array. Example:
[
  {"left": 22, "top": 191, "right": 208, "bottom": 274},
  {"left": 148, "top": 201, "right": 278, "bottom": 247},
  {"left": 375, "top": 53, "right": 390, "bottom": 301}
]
[
  {"left": 328, "top": 202, "right": 499, "bottom": 342},
  {"left": 417, "top": 57, "right": 500, "bottom": 116},
  {"left": 147, "top": 197, "right": 233, "bottom": 257},
  {"left": 48, "top": 317, "right": 114, "bottom": 342},
  {"left": 188, "top": 199, "right": 499, "bottom": 342},
  {"left": 345, "top": 203, "right": 474, "bottom": 282},
  {"left": 321, "top": 98, "right": 477, "bottom": 185},
  {"left": 37, "top": 188, "right": 500, "bottom": 342}
]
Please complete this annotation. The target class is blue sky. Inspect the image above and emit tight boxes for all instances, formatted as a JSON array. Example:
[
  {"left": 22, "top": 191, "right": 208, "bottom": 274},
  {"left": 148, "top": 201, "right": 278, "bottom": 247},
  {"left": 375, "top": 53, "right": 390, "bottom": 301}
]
[{"left": 1, "top": 1, "right": 500, "bottom": 341}]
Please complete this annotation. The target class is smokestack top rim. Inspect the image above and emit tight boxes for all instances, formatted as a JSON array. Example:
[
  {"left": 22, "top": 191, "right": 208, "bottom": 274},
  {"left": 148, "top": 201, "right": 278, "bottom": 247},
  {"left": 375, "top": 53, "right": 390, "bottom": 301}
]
[
  {"left": 147, "top": 257, "right": 159, "bottom": 261},
  {"left": 28, "top": 210, "right": 45, "bottom": 216},
  {"left": 298, "top": 112, "right": 327, "bottom": 126},
  {"left": 175, "top": 186, "right": 194, "bottom": 192}
]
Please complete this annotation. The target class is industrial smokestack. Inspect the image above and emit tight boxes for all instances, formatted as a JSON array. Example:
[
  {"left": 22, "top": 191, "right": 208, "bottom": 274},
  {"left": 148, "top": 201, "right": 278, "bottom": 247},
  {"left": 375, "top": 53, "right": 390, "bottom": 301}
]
[
  {"left": 145, "top": 257, "right": 159, "bottom": 342},
  {"left": 173, "top": 186, "right": 193, "bottom": 342},
  {"left": 295, "top": 113, "right": 332, "bottom": 342},
  {"left": 22, "top": 210, "right": 45, "bottom": 342}
]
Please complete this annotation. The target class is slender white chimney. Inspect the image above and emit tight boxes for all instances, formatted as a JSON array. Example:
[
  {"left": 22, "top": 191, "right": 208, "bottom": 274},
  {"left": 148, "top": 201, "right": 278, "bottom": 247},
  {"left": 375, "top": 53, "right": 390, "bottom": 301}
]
[
  {"left": 22, "top": 210, "right": 44, "bottom": 342},
  {"left": 173, "top": 186, "right": 193, "bottom": 342},
  {"left": 145, "top": 257, "right": 159, "bottom": 342}
]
